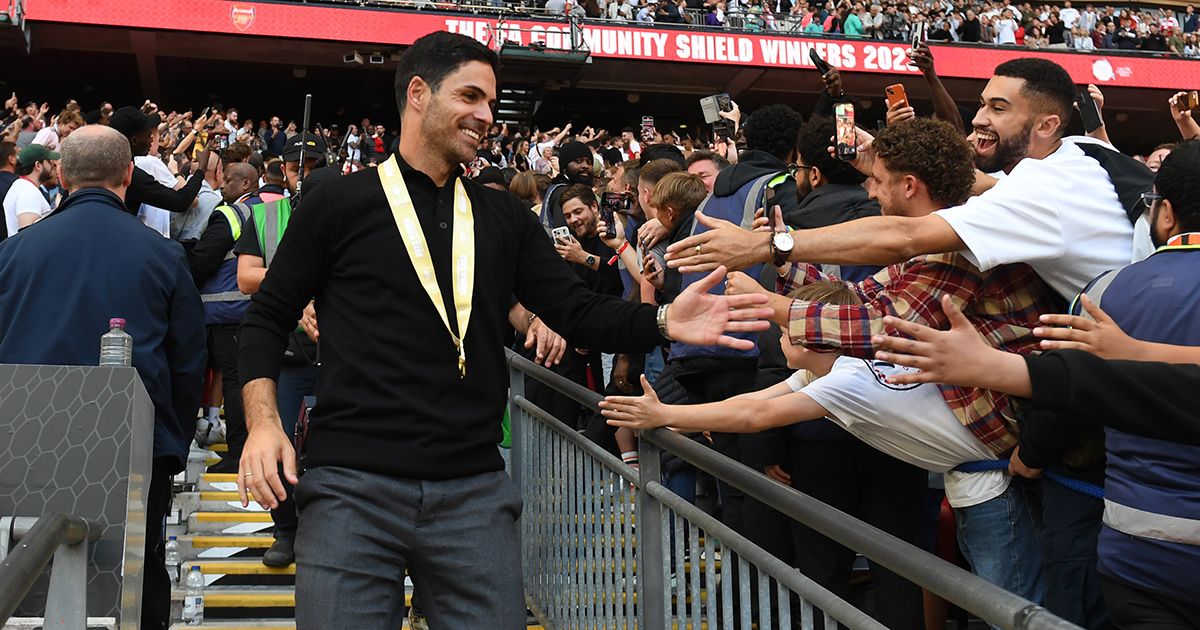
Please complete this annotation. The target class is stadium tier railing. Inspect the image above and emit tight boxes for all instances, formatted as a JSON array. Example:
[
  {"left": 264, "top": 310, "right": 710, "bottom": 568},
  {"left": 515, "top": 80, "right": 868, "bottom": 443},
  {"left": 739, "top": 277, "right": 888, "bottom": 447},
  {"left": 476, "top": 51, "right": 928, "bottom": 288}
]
[{"left": 506, "top": 348, "right": 1082, "bottom": 630}]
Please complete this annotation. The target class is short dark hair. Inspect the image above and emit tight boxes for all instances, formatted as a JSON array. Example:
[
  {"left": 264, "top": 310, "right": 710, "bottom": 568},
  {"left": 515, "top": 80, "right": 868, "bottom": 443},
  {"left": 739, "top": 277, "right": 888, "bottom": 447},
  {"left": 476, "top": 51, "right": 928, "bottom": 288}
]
[
  {"left": 1156, "top": 140, "right": 1200, "bottom": 233},
  {"left": 221, "top": 142, "right": 251, "bottom": 166},
  {"left": 394, "top": 32, "right": 499, "bottom": 115},
  {"left": 560, "top": 183, "right": 597, "bottom": 209},
  {"left": 639, "top": 143, "right": 686, "bottom": 168},
  {"left": 620, "top": 160, "right": 641, "bottom": 190},
  {"left": 795, "top": 116, "right": 865, "bottom": 186},
  {"left": 744, "top": 104, "right": 804, "bottom": 161},
  {"left": 16, "top": 160, "right": 38, "bottom": 177},
  {"left": 0, "top": 142, "right": 16, "bottom": 169},
  {"left": 686, "top": 150, "right": 731, "bottom": 171},
  {"left": 872, "top": 118, "right": 976, "bottom": 207},
  {"left": 993, "top": 58, "right": 1075, "bottom": 136}
]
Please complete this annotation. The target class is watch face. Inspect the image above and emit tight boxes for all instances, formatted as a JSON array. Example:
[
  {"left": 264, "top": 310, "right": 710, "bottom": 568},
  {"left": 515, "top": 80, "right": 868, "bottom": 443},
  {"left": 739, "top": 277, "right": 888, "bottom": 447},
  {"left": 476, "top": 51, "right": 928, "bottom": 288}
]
[
  {"left": 773, "top": 231, "right": 795, "bottom": 251},
  {"left": 586, "top": 255, "right": 597, "bottom": 265}
]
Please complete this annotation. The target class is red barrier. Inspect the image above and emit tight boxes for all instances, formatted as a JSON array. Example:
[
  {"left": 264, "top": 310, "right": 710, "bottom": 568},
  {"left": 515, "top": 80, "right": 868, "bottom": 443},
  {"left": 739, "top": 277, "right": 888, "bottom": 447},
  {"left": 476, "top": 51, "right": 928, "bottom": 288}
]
[{"left": 22, "top": 0, "right": 1200, "bottom": 89}]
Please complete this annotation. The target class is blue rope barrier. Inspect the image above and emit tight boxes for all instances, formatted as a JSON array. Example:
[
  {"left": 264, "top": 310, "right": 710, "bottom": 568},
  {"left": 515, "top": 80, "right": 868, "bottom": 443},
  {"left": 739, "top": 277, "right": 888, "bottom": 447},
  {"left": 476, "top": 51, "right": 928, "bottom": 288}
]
[{"left": 953, "top": 459, "right": 1105, "bottom": 500}]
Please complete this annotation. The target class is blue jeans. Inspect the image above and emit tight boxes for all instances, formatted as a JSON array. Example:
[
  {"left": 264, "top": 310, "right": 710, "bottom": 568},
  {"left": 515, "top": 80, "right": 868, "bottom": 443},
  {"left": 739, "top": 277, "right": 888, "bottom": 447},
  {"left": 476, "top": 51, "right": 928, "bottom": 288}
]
[
  {"left": 643, "top": 348, "right": 666, "bottom": 387},
  {"left": 955, "top": 482, "right": 1045, "bottom": 608}
]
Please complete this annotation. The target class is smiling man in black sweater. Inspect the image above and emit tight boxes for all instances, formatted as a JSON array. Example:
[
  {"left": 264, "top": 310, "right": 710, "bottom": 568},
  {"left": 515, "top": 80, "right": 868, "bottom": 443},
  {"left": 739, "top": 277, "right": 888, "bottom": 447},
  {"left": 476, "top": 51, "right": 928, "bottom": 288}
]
[{"left": 236, "top": 31, "right": 771, "bottom": 629}]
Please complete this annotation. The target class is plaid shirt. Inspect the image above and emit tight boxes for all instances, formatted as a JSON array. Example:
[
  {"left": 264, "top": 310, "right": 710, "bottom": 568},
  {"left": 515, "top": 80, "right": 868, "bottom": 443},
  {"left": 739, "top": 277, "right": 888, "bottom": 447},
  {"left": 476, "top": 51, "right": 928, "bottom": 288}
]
[{"left": 778, "top": 253, "right": 1061, "bottom": 455}]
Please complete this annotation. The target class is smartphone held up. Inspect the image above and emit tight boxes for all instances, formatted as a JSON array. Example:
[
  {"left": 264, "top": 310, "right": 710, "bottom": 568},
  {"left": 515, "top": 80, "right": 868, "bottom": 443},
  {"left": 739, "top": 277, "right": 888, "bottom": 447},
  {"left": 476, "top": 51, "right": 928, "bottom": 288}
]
[
  {"left": 834, "top": 103, "right": 857, "bottom": 162},
  {"left": 1075, "top": 90, "right": 1103, "bottom": 134},
  {"left": 599, "top": 192, "right": 634, "bottom": 239}
]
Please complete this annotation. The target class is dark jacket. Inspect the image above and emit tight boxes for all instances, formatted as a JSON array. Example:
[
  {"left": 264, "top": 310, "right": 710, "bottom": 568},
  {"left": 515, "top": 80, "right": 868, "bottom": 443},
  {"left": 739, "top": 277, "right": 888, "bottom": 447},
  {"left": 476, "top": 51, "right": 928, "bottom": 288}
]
[
  {"left": 790, "top": 181, "right": 880, "bottom": 231},
  {"left": 0, "top": 188, "right": 206, "bottom": 471}
]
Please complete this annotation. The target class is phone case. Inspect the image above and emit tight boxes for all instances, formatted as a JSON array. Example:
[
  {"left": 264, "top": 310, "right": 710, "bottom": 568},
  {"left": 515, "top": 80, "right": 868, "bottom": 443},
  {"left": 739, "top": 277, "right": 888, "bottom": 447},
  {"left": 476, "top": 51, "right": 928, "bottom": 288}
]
[{"left": 886, "top": 85, "right": 908, "bottom": 109}]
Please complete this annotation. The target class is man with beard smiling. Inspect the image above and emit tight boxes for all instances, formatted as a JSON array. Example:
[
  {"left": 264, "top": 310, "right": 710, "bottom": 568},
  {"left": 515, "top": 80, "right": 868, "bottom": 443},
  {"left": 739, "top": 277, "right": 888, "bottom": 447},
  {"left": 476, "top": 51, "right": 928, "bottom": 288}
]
[
  {"left": 663, "top": 57, "right": 1146, "bottom": 628},
  {"left": 236, "top": 31, "right": 773, "bottom": 629},
  {"left": 540, "top": 138, "right": 595, "bottom": 231}
]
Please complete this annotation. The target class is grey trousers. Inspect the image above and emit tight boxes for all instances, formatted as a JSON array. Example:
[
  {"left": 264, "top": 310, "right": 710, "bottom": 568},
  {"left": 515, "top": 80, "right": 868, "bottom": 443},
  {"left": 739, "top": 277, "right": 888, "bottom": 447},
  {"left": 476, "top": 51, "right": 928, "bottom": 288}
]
[{"left": 293, "top": 466, "right": 526, "bottom": 629}]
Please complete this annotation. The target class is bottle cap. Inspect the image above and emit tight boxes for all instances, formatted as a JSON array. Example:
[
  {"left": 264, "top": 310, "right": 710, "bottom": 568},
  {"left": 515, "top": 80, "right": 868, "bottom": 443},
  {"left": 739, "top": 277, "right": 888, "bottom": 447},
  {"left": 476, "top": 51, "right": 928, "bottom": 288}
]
[
  {"left": 169, "top": 535, "right": 177, "bottom": 541},
  {"left": 191, "top": 566, "right": 202, "bottom": 572},
  {"left": 109, "top": 318, "right": 126, "bottom": 328}
]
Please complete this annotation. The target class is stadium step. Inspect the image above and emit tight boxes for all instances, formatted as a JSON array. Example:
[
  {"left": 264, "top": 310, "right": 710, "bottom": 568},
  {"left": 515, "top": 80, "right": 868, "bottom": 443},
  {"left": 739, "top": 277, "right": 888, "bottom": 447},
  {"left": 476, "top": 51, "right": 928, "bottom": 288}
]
[
  {"left": 170, "top": 448, "right": 547, "bottom": 628},
  {"left": 495, "top": 86, "right": 540, "bottom": 127}
]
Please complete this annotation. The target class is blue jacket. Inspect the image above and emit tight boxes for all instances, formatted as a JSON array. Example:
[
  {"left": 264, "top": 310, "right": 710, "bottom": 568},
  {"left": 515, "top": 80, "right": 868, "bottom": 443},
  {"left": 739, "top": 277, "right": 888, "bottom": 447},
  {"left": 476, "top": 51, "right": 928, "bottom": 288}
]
[
  {"left": 1081, "top": 241, "right": 1200, "bottom": 602},
  {"left": 0, "top": 188, "right": 207, "bottom": 472}
]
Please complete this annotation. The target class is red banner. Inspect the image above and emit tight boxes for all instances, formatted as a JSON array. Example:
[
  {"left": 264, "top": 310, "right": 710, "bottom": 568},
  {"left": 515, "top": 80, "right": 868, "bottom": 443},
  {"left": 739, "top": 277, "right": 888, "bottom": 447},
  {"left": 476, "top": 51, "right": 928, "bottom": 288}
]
[{"left": 23, "top": 0, "right": 1200, "bottom": 89}]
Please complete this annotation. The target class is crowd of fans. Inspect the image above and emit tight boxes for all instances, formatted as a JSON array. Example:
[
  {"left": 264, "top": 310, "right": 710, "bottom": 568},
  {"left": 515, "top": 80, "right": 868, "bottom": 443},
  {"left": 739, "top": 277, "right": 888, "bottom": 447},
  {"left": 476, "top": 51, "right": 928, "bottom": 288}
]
[
  {"left": 534, "top": 0, "right": 1200, "bottom": 55},
  {"left": 2, "top": 29, "right": 1199, "bottom": 630}
]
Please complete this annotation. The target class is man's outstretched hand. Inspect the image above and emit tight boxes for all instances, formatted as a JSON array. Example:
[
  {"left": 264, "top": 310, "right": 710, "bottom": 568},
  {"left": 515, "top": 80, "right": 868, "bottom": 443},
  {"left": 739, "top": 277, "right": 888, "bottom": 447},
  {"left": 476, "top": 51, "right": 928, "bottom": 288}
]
[
  {"left": 665, "top": 212, "right": 771, "bottom": 274},
  {"left": 871, "top": 294, "right": 1032, "bottom": 397},
  {"left": 1033, "top": 294, "right": 1142, "bottom": 360},
  {"left": 664, "top": 266, "right": 773, "bottom": 350}
]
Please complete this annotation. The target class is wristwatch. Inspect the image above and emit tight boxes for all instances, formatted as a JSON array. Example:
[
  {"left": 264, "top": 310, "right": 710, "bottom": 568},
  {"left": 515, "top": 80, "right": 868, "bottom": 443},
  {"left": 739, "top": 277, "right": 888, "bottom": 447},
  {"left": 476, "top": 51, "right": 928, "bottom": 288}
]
[
  {"left": 656, "top": 304, "right": 673, "bottom": 341},
  {"left": 771, "top": 231, "right": 795, "bottom": 267},
  {"left": 585, "top": 254, "right": 597, "bottom": 267}
]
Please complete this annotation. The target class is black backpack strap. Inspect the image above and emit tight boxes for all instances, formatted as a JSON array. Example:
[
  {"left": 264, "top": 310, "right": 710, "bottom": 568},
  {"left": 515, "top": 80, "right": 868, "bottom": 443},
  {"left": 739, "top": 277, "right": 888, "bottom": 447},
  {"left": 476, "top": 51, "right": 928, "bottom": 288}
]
[{"left": 1075, "top": 141, "right": 1154, "bottom": 225}]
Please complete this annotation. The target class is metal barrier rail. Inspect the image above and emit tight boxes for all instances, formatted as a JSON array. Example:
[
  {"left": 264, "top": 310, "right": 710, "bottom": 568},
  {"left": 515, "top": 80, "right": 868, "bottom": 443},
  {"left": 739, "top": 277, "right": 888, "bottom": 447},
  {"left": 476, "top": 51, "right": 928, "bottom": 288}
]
[
  {"left": 510, "top": 350, "right": 884, "bottom": 630},
  {"left": 0, "top": 513, "right": 99, "bottom": 628},
  {"left": 284, "top": 0, "right": 1197, "bottom": 61},
  {"left": 506, "top": 349, "right": 1081, "bottom": 630}
]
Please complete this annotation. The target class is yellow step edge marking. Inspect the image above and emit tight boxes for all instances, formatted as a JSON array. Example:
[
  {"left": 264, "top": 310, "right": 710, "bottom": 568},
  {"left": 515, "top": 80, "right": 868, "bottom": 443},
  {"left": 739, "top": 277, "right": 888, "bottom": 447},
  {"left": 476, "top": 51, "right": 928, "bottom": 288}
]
[
  {"left": 194, "top": 512, "right": 274, "bottom": 523},
  {"left": 205, "top": 457, "right": 221, "bottom": 465},
  {"left": 188, "top": 561, "right": 295, "bottom": 575},
  {"left": 189, "top": 536, "right": 274, "bottom": 548},
  {"left": 205, "top": 592, "right": 413, "bottom": 608},
  {"left": 202, "top": 473, "right": 239, "bottom": 483},
  {"left": 210, "top": 443, "right": 229, "bottom": 452},
  {"left": 200, "top": 491, "right": 257, "bottom": 501},
  {"left": 204, "top": 592, "right": 295, "bottom": 608}
]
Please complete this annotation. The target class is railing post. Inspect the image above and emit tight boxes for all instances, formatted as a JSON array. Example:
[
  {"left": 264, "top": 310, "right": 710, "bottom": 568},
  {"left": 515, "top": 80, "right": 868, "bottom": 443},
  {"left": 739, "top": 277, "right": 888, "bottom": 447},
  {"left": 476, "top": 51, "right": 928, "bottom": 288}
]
[
  {"left": 638, "top": 434, "right": 667, "bottom": 630},
  {"left": 509, "top": 358, "right": 526, "bottom": 494},
  {"left": 42, "top": 536, "right": 89, "bottom": 629}
]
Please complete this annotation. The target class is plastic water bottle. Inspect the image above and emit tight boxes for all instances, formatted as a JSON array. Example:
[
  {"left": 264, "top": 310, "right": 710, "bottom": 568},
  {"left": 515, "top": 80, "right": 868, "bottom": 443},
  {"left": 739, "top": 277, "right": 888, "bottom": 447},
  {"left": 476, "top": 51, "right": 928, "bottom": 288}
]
[
  {"left": 183, "top": 566, "right": 205, "bottom": 625},
  {"left": 164, "top": 536, "right": 181, "bottom": 584},
  {"left": 99, "top": 318, "right": 133, "bottom": 366}
]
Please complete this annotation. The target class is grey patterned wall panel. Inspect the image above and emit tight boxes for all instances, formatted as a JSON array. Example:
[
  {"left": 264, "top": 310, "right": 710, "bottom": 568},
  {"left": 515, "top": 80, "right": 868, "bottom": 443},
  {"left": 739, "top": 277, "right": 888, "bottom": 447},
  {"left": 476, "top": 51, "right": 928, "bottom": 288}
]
[{"left": 0, "top": 365, "right": 153, "bottom": 626}]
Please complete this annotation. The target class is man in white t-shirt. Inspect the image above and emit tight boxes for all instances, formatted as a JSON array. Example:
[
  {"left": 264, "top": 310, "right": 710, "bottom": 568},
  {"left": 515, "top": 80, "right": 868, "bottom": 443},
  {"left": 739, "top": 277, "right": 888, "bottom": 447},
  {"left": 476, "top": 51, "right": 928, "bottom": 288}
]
[
  {"left": 3, "top": 144, "right": 57, "bottom": 237},
  {"left": 994, "top": 9, "right": 1017, "bottom": 43},
  {"left": 344, "top": 124, "right": 362, "bottom": 170},
  {"left": 1058, "top": 0, "right": 1079, "bottom": 29},
  {"left": 669, "top": 57, "right": 1140, "bottom": 303},
  {"left": 134, "top": 132, "right": 179, "bottom": 238}
]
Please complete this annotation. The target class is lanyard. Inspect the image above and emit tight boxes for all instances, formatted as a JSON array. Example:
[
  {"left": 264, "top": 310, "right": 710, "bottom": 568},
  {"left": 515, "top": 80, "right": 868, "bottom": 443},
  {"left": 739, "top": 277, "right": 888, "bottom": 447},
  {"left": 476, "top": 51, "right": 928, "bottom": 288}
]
[{"left": 378, "top": 155, "right": 475, "bottom": 378}]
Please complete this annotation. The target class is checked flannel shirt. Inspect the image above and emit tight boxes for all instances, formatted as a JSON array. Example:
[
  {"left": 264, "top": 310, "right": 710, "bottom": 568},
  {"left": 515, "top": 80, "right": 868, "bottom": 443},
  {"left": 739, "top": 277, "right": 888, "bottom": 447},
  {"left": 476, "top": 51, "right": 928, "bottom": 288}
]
[{"left": 778, "top": 252, "right": 1062, "bottom": 455}]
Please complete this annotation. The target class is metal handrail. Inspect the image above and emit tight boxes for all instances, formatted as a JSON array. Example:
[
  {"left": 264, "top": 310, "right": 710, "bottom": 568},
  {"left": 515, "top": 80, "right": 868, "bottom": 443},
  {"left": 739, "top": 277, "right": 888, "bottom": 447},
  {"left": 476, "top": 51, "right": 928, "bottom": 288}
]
[
  {"left": 0, "top": 513, "right": 97, "bottom": 625},
  {"left": 506, "top": 349, "right": 1080, "bottom": 630},
  {"left": 288, "top": 0, "right": 1200, "bottom": 61}
]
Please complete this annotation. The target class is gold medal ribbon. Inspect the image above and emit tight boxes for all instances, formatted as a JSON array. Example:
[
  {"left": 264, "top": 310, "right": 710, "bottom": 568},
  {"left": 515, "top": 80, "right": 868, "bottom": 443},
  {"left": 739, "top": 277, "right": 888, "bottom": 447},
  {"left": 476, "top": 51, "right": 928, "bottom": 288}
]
[{"left": 379, "top": 155, "right": 474, "bottom": 377}]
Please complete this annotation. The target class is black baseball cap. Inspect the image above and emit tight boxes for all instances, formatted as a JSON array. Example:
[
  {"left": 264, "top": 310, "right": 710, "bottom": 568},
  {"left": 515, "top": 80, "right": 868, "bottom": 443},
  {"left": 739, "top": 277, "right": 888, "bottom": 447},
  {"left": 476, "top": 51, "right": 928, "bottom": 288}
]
[
  {"left": 108, "top": 106, "right": 160, "bottom": 139},
  {"left": 283, "top": 132, "right": 327, "bottom": 162}
]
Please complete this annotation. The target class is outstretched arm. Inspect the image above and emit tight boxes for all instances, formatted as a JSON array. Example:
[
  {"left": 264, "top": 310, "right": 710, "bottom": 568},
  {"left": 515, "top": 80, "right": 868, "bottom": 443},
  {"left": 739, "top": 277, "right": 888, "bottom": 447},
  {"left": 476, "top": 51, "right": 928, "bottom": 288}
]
[
  {"left": 599, "top": 375, "right": 829, "bottom": 432},
  {"left": 665, "top": 211, "right": 965, "bottom": 274}
]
